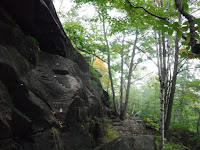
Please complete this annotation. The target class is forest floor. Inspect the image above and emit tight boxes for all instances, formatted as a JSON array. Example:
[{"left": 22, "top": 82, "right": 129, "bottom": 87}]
[
  {"left": 110, "top": 116, "right": 200, "bottom": 150},
  {"left": 110, "top": 116, "right": 158, "bottom": 137}
]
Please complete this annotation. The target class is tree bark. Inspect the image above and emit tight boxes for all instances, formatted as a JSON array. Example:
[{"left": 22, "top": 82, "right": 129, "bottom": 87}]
[
  {"left": 120, "top": 36, "right": 125, "bottom": 116},
  {"left": 160, "top": 83, "right": 166, "bottom": 150},
  {"left": 120, "top": 29, "right": 139, "bottom": 120},
  {"left": 164, "top": 22, "right": 180, "bottom": 137},
  {"left": 101, "top": 7, "right": 118, "bottom": 115},
  {"left": 157, "top": 29, "right": 167, "bottom": 150}
]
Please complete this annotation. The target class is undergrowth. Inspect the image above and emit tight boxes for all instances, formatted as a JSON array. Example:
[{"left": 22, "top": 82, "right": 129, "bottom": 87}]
[
  {"left": 156, "top": 136, "right": 187, "bottom": 150},
  {"left": 102, "top": 124, "right": 119, "bottom": 143}
]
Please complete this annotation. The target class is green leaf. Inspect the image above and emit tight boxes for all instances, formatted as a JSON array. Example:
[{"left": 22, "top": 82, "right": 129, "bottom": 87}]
[
  {"left": 195, "top": 34, "right": 200, "bottom": 40},
  {"left": 177, "top": 30, "right": 182, "bottom": 38},
  {"left": 181, "top": 26, "right": 189, "bottom": 32},
  {"left": 172, "top": 22, "right": 179, "bottom": 28},
  {"left": 168, "top": 29, "right": 174, "bottom": 35},
  {"left": 183, "top": 3, "right": 189, "bottom": 11},
  {"left": 181, "top": 41, "right": 188, "bottom": 46},
  {"left": 195, "top": 18, "right": 200, "bottom": 25},
  {"left": 162, "top": 27, "right": 169, "bottom": 33},
  {"left": 186, "top": 46, "right": 190, "bottom": 50},
  {"left": 182, "top": 0, "right": 189, "bottom": 11}
]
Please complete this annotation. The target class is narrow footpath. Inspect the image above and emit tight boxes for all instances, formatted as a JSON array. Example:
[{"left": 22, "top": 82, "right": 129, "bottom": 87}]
[{"left": 110, "top": 116, "right": 158, "bottom": 136}]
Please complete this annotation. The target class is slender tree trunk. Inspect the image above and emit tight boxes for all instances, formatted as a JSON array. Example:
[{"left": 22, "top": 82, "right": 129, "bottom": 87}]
[
  {"left": 160, "top": 35, "right": 167, "bottom": 150},
  {"left": 161, "top": 33, "right": 168, "bottom": 120},
  {"left": 160, "top": 83, "right": 166, "bottom": 150},
  {"left": 164, "top": 29, "right": 179, "bottom": 137},
  {"left": 120, "top": 36, "right": 125, "bottom": 115},
  {"left": 157, "top": 29, "right": 167, "bottom": 150},
  {"left": 107, "top": 54, "right": 117, "bottom": 114},
  {"left": 120, "top": 29, "right": 139, "bottom": 120},
  {"left": 102, "top": 9, "right": 117, "bottom": 115},
  {"left": 164, "top": 15, "right": 181, "bottom": 137}
]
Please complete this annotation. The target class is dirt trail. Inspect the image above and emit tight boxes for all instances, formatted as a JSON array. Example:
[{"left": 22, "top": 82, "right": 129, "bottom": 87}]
[{"left": 110, "top": 116, "right": 157, "bottom": 136}]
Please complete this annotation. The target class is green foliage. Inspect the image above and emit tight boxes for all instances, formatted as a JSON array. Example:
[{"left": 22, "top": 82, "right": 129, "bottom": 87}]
[
  {"left": 80, "top": 117, "right": 118, "bottom": 146},
  {"left": 131, "top": 76, "right": 160, "bottom": 120},
  {"left": 63, "top": 14, "right": 106, "bottom": 65},
  {"left": 91, "top": 67, "right": 101, "bottom": 79},
  {"left": 171, "top": 70, "right": 200, "bottom": 133},
  {"left": 155, "top": 136, "right": 185, "bottom": 150},
  {"left": 91, "top": 79, "right": 100, "bottom": 91},
  {"left": 102, "top": 124, "right": 119, "bottom": 143},
  {"left": 144, "top": 118, "right": 160, "bottom": 131},
  {"left": 189, "top": 135, "right": 200, "bottom": 150},
  {"left": 63, "top": 21, "right": 91, "bottom": 51}
]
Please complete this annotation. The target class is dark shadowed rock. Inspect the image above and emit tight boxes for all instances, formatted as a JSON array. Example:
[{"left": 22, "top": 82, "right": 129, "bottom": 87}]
[
  {"left": 94, "top": 135, "right": 157, "bottom": 150},
  {"left": 0, "top": 0, "right": 109, "bottom": 149},
  {"left": 1, "top": 0, "right": 89, "bottom": 73}
]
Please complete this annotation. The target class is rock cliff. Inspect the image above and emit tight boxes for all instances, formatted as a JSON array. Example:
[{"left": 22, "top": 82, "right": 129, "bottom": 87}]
[{"left": 0, "top": 0, "right": 109, "bottom": 149}]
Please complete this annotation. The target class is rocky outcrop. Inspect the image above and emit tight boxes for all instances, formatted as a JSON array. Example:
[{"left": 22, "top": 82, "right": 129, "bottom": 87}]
[
  {"left": 94, "top": 135, "right": 157, "bottom": 150},
  {"left": 1, "top": 0, "right": 88, "bottom": 72},
  {"left": 0, "top": 0, "right": 109, "bottom": 149}
]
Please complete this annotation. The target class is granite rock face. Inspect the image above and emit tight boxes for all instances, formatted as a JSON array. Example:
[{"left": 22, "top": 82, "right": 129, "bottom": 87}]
[{"left": 0, "top": 0, "right": 109, "bottom": 149}]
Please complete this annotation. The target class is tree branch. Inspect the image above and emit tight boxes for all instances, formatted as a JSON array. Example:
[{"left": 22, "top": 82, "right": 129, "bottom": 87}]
[
  {"left": 72, "top": 39, "right": 106, "bottom": 62},
  {"left": 76, "top": 47, "right": 106, "bottom": 62},
  {"left": 126, "top": 0, "right": 169, "bottom": 22},
  {"left": 133, "top": 72, "right": 154, "bottom": 82},
  {"left": 174, "top": 0, "right": 200, "bottom": 54},
  {"left": 136, "top": 46, "right": 158, "bottom": 67}
]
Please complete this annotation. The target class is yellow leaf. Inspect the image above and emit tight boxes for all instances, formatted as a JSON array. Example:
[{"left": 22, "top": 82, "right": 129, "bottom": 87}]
[
  {"left": 93, "top": 57, "right": 108, "bottom": 71},
  {"left": 186, "top": 36, "right": 190, "bottom": 44},
  {"left": 179, "top": 49, "right": 187, "bottom": 53}
]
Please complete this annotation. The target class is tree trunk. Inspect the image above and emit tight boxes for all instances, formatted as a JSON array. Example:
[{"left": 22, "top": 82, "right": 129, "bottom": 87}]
[
  {"left": 102, "top": 8, "right": 117, "bottom": 115},
  {"left": 120, "top": 29, "right": 139, "bottom": 120},
  {"left": 161, "top": 32, "right": 168, "bottom": 120},
  {"left": 164, "top": 15, "right": 181, "bottom": 137},
  {"left": 160, "top": 83, "right": 166, "bottom": 150},
  {"left": 107, "top": 54, "right": 117, "bottom": 114},
  {"left": 164, "top": 28, "right": 179, "bottom": 137},
  {"left": 120, "top": 36, "right": 125, "bottom": 115},
  {"left": 157, "top": 29, "right": 167, "bottom": 150}
]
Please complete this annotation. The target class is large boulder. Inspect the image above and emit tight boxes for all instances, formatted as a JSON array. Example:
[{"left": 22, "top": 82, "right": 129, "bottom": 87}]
[
  {"left": 0, "top": 0, "right": 109, "bottom": 149},
  {"left": 94, "top": 135, "right": 157, "bottom": 150}
]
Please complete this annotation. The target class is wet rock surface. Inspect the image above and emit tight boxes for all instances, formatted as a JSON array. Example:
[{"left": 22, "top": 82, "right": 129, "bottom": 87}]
[
  {"left": 94, "top": 135, "right": 157, "bottom": 150},
  {"left": 0, "top": 0, "right": 109, "bottom": 149}
]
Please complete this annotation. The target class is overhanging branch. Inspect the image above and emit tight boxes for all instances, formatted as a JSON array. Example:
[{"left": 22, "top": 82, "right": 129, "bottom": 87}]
[
  {"left": 76, "top": 47, "right": 106, "bottom": 62},
  {"left": 126, "top": 0, "right": 169, "bottom": 22},
  {"left": 72, "top": 40, "right": 106, "bottom": 62},
  {"left": 174, "top": 0, "right": 200, "bottom": 54}
]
